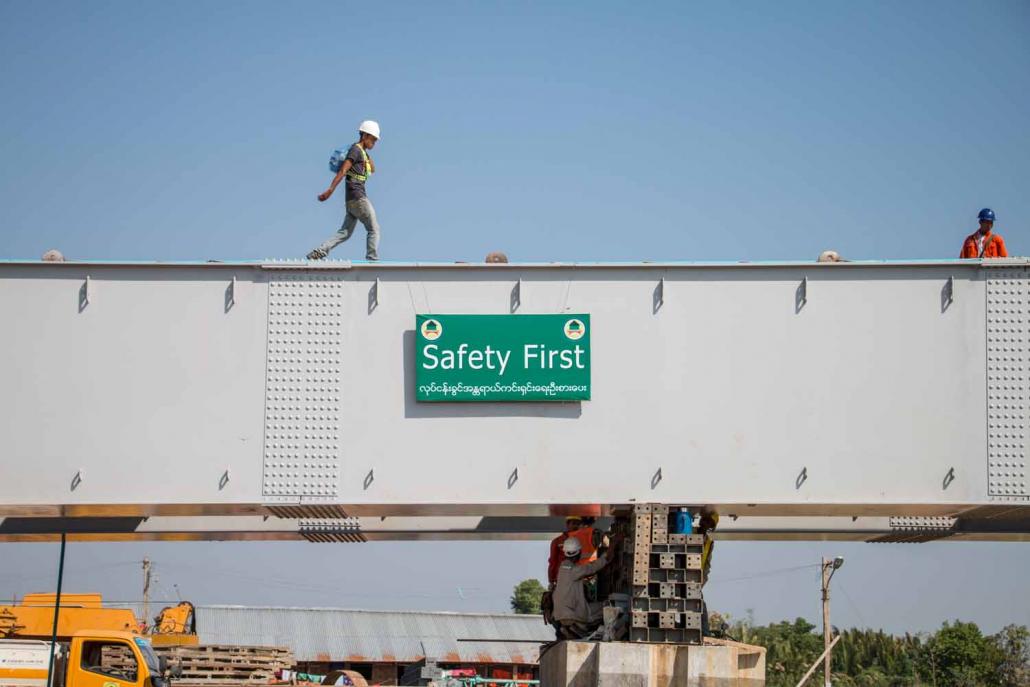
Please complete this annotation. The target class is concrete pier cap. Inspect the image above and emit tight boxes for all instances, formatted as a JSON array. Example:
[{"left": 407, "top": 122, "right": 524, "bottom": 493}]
[{"left": 539, "top": 638, "right": 766, "bottom": 687}]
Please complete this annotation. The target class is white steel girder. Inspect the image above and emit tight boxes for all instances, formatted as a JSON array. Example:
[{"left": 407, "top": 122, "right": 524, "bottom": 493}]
[{"left": 1, "top": 259, "right": 1028, "bottom": 541}]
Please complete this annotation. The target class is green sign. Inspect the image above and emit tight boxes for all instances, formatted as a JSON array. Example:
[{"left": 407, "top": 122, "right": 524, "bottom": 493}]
[{"left": 416, "top": 314, "right": 591, "bottom": 402}]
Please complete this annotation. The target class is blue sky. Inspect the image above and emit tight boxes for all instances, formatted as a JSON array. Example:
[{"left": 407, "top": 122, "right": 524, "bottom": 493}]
[
  {"left": 2, "top": 1, "right": 1027, "bottom": 263},
  {"left": 2, "top": 1, "right": 1029, "bottom": 634}
]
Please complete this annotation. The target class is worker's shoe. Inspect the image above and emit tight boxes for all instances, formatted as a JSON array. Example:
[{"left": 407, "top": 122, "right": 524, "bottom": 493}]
[{"left": 306, "top": 248, "right": 328, "bottom": 260}]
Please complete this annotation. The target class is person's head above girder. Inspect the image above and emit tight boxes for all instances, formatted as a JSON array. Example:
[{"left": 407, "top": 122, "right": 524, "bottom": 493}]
[
  {"left": 485, "top": 251, "right": 509, "bottom": 263},
  {"left": 977, "top": 207, "right": 995, "bottom": 235},
  {"left": 357, "top": 120, "right": 379, "bottom": 150}
]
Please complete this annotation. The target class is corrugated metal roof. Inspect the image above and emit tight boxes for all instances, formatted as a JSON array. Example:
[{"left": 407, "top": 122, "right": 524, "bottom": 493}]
[{"left": 113, "top": 604, "right": 550, "bottom": 665}]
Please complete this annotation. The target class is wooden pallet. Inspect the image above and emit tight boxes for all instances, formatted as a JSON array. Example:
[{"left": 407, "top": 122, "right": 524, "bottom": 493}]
[{"left": 104, "top": 644, "right": 294, "bottom": 683}]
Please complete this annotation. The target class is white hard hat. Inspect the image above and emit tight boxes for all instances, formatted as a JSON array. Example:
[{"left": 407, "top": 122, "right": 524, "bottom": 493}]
[
  {"left": 358, "top": 120, "right": 380, "bottom": 140},
  {"left": 41, "top": 249, "right": 65, "bottom": 262},
  {"left": 562, "top": 537, "right": 582, "bottom": 557},
  {"left": 817, "top": 250, "right": 843, "bottom": 263}
]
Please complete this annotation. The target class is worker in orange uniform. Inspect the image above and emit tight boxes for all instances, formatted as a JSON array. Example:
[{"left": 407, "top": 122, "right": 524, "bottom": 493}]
[
  {"left": 547, "top": 517, "right": 604, "bottom": 588},
  {"left": 569, "top": 516, "right": 602, "bottom": 566},
  {"left": 960, "top": 208, "right": 1008, "bottom": 258}
]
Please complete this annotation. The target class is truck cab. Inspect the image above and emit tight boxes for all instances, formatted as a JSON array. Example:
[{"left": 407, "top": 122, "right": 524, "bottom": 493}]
[
  {"left": 67, "top": 631, "right": 167, "bottom": 687},
  {"left": 0, "top": 631, "right": 168, "bottom": 687}
]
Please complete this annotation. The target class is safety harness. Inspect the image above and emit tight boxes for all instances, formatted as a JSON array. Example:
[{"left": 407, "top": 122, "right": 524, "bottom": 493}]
[
  {"left": 346, "top": 144, "right": 371, "bottom": 182},
  {"left": 978, "top": 233, "right": 996, "bottom": 258}
]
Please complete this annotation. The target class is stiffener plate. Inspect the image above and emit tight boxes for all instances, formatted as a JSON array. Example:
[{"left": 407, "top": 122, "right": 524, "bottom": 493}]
[
  {"left": 986, "top": 267, "right": 1029, "bottom": 499},
  {"left": 262, "top": 274, "right": 344, "bottom": 500}
]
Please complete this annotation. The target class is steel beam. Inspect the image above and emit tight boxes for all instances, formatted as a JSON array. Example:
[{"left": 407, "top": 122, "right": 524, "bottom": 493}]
[{"left": 1, "top": 259, "right": 1028, "bottom": 533}]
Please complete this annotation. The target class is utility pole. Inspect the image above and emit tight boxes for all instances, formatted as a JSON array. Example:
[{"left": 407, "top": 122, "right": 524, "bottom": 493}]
[
  {"left": 820, "top": 556, "right": 844, "bottom": 687},
  {"left": 45, "top": 533, "right": 66, "bottom": 687},
  {"left": 821, "top": 558, "right": 832, "bottom": 687},
  {"left": 142, "top": 558, "right": 152, "bottom": 632}
]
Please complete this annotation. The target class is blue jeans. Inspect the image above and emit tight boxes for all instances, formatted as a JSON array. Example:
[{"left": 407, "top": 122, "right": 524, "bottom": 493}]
[{"left": 317, "top": 197, "right": 379, "bottom": 260}]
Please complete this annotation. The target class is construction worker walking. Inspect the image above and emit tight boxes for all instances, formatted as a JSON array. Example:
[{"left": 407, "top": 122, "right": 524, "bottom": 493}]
[
  {"left": 308, "top": 120, "right": 381, "bottom": 261},
  {"left": 960, "top": 208, "right": 1008, "bottom": 258}
]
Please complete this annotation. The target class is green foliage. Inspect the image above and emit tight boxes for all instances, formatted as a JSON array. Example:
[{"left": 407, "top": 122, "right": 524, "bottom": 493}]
[
  {"left": 721, "top": 615, "right": 1028, "bottom": 687},
  {"left": 989, "top": 624, "right": 1030, "bottom": 687},
  {"left": 509, "top": 578, "right": 546, "bottom": 614},
  {"left": 744, "top": 618, "right": 824, "bottom": 685},
  {"left": 831, "top": 628, "right": 921, "bottom": 686},
  {"left": 916, "top": 621, "right": 998, "bottom": 686}
]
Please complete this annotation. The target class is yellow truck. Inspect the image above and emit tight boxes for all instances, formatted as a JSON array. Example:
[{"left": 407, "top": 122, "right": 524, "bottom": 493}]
[{"left": 0, "top": 631, "right": 175, "bottom": 687}]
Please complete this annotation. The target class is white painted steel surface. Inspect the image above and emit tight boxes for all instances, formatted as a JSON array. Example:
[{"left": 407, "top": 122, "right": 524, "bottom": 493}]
[
  {"left": 1, "top": 260, "right": 1027, "bottom": 521},
  {"left": 1, "top": 265, "right": 267, "bottom": 508}
]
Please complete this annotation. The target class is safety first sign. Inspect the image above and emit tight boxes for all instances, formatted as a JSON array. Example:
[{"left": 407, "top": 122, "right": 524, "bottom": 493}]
[{"left": 415, "top": 314, "right": 591, "bottom": 402}]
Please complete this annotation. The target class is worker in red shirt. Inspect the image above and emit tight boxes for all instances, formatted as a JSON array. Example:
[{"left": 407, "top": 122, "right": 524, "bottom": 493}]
[
  {"left": 547, "top": 517, "right": 583, "bottom": 587},
  {"left": 960, "top": 208, "right": 1008, "bottom": 258}
]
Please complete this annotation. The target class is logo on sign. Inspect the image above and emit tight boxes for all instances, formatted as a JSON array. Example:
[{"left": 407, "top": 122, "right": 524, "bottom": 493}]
[
  {"left": 421, "top": 318, "right": 443, "bottom": 340},
  {"left": 564, "top": 318, "right": 586, "bottom": 340}
]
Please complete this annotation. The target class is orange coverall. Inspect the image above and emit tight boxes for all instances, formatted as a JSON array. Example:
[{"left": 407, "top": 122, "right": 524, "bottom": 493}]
[{"left": 961, "top": 231, "right": 1008, "bottom": 258}]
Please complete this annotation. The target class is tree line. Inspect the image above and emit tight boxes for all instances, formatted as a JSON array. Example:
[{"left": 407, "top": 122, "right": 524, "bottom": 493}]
[
  {"left": 510, "top": 579, "right": 1028, "bottom": 686},
  {"left": 719, "top": 614, "right": 1028, "bottom": 687}
]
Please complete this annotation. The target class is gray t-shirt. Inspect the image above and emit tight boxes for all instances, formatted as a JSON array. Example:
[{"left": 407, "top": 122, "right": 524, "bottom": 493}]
[
  {"left": 552, "top": 556, "right": 607, "bottom": 623},
  {"left": 344, "top": 143, "right": 370, "bottom": 202}
]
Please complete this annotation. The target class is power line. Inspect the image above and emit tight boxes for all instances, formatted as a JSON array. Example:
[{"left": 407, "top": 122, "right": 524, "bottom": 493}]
[
  {"left": 0, "top": 560, "right": 137, "bottom": 582},
  {"left": 155, "top": 561, "right": 488, "bottom": 600},
  {"left": 707, "top": 562, "right": 821, "bottom": 585},
  {"left": 836, "top": 580, "right": 868, "bottom": 628}
]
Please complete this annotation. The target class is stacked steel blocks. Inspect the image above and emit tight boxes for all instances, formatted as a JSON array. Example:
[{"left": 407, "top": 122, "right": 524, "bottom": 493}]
[{"left": 613, "top": 504, "right": 705, "bottom": 644}]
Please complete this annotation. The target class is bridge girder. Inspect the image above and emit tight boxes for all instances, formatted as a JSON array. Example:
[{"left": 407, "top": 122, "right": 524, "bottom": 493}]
[{"left": 1, "top": 259, "right": 1028, "bottom": 541}]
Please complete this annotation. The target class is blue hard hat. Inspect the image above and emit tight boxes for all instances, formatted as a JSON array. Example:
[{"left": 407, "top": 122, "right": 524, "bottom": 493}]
[{"left": 978, "top": 208, "right": 996, "bottom": 222}]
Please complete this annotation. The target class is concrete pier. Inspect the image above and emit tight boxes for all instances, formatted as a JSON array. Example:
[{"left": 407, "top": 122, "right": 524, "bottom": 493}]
[{"left": 539, "top": 638, "right": 765, "bottom": 687}]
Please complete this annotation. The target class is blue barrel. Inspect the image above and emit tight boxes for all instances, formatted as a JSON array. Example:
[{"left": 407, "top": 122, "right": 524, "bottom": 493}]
[{"left": 671, "top": 509, "right": 693, "bottom": 534}]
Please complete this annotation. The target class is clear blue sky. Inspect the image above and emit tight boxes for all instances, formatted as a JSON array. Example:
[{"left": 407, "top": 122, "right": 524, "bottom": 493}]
[{"left": 2, "top": 1, "right": 1029, "bottom": 635}]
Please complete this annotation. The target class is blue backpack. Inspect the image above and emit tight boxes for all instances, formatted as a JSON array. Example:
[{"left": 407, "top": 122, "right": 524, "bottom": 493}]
[{"left": 329, "top": 146, "right": 349, "bottom": 173}]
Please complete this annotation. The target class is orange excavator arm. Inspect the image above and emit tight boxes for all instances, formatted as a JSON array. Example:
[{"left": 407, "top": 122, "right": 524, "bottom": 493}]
[{"left": 150, "top": 601, "right": 198, "bottom": 646}]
